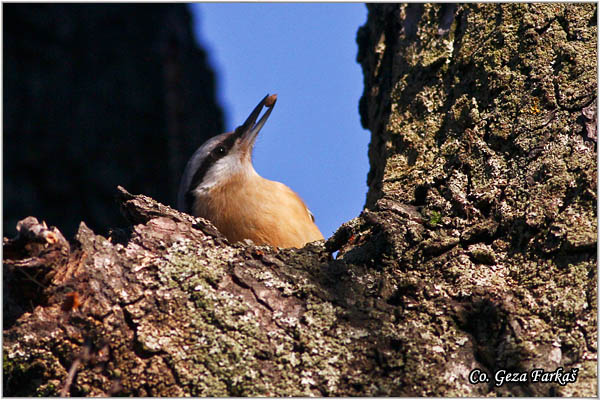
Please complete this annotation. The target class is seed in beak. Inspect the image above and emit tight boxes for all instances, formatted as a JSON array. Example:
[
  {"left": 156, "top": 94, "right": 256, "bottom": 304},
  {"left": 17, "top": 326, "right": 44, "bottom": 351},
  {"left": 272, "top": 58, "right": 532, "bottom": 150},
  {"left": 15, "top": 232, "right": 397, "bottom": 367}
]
[{"left": 265, "top": 94, "right": 277, "bottom": 108}]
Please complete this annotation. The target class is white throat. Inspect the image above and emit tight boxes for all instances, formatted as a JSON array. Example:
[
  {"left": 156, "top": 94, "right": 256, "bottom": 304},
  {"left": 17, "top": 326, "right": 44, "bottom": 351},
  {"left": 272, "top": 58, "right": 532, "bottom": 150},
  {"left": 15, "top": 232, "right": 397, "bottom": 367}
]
[{"left": 195, "top": 154, "right": 257, "bottom": 194}]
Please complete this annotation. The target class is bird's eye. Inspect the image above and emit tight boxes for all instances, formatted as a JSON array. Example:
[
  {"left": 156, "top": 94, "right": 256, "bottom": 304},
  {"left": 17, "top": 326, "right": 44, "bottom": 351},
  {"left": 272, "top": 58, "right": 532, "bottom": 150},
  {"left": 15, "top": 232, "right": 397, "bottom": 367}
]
[{"left": 215, "top": 146, "right": 226, "bottom": 156}]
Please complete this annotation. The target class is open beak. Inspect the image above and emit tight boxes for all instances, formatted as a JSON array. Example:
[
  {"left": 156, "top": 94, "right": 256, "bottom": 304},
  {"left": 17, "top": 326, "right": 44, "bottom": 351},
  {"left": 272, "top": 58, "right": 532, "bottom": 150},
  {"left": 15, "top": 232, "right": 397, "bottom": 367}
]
[{"left": 233, "top": 94, "right": 277, "bottom": 151}]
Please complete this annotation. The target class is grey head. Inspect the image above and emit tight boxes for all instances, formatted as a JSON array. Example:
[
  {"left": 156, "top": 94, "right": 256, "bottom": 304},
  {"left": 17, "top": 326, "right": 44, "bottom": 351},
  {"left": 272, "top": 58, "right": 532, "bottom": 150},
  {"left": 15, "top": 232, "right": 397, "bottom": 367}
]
[{"left": 177, "top": 94, "right": 277, "bottom": 214}]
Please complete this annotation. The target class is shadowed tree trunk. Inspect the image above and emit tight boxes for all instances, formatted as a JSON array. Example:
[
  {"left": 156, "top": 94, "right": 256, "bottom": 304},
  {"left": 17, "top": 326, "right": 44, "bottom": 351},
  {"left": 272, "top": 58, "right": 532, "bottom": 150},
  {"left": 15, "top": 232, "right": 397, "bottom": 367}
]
[
  {"left": 3, "top": 4, "right": 223, "bottom": 238},
  {"left": 3, "top": 3, "right": 597, "bottom": 396}
]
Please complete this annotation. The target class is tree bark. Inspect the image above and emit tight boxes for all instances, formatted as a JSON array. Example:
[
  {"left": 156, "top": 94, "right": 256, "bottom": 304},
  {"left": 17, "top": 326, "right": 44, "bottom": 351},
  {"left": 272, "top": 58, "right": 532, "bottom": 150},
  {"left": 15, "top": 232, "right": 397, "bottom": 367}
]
[
  {"left": 3, "top": 3, "right": 597, "bottom": 396},
  {"left": 3, "top": 4, "right": 224, "bottom": 238}
]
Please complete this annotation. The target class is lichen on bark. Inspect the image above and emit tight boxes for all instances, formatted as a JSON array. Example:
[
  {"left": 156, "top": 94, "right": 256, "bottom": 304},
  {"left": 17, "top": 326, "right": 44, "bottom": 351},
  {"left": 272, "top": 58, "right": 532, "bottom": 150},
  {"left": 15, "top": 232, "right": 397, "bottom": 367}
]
[{"left": 355, "top": 3, "right": 596, "bottom": 396}]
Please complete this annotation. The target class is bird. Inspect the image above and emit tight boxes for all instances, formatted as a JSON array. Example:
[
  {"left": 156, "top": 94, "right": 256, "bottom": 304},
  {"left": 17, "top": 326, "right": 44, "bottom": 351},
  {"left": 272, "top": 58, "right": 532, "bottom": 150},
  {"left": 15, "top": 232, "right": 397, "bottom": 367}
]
[{"left": 177, "top": 94, "right": 324, "bottom": 248}]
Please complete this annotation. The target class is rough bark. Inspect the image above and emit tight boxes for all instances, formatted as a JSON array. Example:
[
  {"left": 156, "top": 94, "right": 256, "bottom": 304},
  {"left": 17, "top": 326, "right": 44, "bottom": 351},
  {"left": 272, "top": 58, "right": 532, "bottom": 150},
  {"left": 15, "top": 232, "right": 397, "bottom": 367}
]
[
  {"left": 3, "top": 3, "right": 597, "bottom": 397},
  {"left": 356, "top": 3, "right": 597, "bottom": 396}
]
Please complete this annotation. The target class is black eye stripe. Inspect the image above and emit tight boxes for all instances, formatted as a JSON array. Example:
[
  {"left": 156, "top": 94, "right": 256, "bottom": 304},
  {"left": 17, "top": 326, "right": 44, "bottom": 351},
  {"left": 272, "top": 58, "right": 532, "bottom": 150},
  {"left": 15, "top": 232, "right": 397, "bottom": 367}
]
[{"left": 185, "top": 134, "right": 237, "bottom": 212}]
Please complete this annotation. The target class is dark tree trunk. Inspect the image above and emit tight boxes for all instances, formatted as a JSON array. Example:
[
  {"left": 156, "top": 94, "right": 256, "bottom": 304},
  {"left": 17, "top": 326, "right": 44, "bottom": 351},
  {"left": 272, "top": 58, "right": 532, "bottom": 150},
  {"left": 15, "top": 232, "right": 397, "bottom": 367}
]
[{"left": 3, "top": 4, "right": 224, "bottom": 238}]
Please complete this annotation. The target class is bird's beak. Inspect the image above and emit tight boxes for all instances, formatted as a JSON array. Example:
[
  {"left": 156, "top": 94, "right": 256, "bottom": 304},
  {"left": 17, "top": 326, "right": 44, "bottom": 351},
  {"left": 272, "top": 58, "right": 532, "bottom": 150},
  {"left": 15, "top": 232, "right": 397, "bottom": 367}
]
[{"left": 234, "top": 94, "right": 277, "bottom": 153}]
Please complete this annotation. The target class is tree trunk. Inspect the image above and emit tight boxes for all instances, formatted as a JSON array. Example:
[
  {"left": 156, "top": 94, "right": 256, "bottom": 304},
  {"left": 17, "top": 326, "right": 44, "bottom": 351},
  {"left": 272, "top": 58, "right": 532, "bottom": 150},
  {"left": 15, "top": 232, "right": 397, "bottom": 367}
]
[
  {"left": 3, "top": 4, "right": 224, "bottom": 239},
  {"left": 3, "top": 4, "right": 596, "bottom": 396}
]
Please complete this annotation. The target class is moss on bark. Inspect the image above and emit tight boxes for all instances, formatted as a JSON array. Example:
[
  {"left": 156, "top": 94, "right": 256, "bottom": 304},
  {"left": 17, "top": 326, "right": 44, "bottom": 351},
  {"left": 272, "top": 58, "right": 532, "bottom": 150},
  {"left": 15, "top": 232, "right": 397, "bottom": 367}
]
[{"left": 355, "top": 3, "right": 596, "bottom": 396}]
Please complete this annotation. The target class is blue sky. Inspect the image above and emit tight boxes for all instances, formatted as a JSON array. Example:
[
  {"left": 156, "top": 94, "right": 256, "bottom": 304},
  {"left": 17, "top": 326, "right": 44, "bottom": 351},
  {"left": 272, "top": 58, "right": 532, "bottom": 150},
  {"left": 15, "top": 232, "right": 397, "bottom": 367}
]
[{"left": 190, "top": 3, "right": 370, "bottom": 239}]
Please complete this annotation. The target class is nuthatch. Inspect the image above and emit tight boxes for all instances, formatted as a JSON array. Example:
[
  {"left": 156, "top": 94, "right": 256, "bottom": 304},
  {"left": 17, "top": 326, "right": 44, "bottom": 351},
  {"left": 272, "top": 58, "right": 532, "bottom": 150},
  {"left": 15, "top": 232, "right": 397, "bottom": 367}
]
[{"left": 177, "top": 94, "right": 324, "bottom": 248}]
